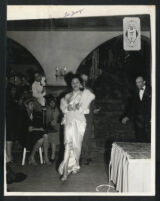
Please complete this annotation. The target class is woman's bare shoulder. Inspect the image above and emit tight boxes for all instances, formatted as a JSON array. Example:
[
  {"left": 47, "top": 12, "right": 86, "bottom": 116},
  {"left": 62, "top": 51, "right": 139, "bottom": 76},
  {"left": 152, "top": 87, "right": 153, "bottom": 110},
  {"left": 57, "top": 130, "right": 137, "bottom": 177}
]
[{"left": 84, "top": 88, "right": 95, "bottom": 95}]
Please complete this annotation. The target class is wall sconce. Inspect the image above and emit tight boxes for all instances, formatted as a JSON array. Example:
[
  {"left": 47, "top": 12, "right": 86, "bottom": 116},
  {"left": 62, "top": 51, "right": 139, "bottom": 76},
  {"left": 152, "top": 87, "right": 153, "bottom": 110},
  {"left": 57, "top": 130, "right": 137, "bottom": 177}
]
[{"left": 55, "top": 66, "right": 67, "bottom": 80}]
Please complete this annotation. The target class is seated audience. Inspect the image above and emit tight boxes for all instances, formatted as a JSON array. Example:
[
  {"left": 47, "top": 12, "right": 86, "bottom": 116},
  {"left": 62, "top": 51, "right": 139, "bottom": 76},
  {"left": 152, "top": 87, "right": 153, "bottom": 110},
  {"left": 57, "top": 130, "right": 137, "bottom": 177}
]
[
  {"left": 14, "top": 75, "right": 24, "bottom": 100},
  {"left": 6, "top": 152, "right": 27, "bottom": 186},
  {"left": 45, "top": 95, "right": 60, "bottom": 162},
  {"left": 20, "top": 75, "right": 31, "bottom": 100},
  {"left": 18, "top": 98, "right": 50, "bottom": 165},
  {"left": 6, "top": 85, "right": 20, "bottom": 162},
  {"left": 21, "top": 75, "right": 30, "bottom": 88},
  {"left": 32, "top": 72, "right": 46, "bottom": 108},
  {"left": 7, "top": 74, "right": 15, "bottom": 90}
]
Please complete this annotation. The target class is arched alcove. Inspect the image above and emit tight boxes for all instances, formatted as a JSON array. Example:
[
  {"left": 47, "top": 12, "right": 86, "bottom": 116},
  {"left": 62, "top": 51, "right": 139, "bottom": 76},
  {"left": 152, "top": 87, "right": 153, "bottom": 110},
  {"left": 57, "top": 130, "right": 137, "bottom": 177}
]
[
  {"left": 77, "top": 34, "right": 150, "bottom": 90},
  {"left": 7, "top": 38, "right": 45, "bottom": 83},
  {"left": 77, "top": 35, "right": 151, "bottom": 145}
]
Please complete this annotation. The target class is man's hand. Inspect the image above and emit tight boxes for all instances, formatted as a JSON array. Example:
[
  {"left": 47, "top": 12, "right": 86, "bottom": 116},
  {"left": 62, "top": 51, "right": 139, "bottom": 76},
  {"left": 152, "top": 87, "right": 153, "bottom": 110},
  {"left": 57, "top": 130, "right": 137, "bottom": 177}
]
[
  {"left": 29, "top": 126, "right": 44, "bottom": 132},
  {"left": 94, "top": 107, "right": 101, "bottom": 114},
  {"left": 28, "top": 126, "right": 33, "bottom": 132},
  {"left": 37, "top": 128, "right": 44, "bottom": 131},
  {"left": 121, "top": 117, "right": 129, "bottom": 125}
]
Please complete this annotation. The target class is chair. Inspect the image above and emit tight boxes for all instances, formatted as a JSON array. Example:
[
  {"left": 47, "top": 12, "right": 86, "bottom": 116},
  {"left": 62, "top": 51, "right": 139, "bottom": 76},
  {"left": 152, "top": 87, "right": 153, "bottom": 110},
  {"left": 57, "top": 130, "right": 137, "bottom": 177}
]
[{"left": 22, "top": 147, "right": 43, "bottom": 166}]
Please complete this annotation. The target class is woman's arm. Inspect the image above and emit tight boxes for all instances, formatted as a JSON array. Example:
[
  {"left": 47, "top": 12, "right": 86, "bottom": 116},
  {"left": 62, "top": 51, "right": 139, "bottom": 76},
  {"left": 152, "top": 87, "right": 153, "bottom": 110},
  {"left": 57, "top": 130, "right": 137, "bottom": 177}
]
[
  {"left": 32, "top": 83, "right": 44, "bottom": 98},
  {"left": 60, "top": 97, "right": 69, "bottom": 114},
  {"left": 28, "top": 126, "right": 44, "bottom": 132},
  {"left": 60, "top": 93, "right": 75, "bottom": 113}
]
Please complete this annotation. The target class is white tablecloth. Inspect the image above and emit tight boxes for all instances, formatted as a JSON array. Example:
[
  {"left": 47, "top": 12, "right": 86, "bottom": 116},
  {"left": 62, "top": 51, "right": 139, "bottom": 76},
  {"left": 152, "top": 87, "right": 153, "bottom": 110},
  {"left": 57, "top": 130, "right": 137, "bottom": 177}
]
[{"left": 109, "top": 142, "right": 151, "bottom": 193}]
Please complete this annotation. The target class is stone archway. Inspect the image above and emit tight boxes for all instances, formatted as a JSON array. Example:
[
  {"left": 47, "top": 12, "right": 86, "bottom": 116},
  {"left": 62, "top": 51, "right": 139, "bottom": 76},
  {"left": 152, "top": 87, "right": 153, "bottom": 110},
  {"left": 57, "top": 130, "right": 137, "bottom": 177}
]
[
  {"left": 77, "top": 35, "right": 151, "bottom": 150},
  {"left": 77, "top": 35, "right": 150, "bottom": 89},
  {"left": 7, "top": 38, "right": 45, "bottom": 83}
]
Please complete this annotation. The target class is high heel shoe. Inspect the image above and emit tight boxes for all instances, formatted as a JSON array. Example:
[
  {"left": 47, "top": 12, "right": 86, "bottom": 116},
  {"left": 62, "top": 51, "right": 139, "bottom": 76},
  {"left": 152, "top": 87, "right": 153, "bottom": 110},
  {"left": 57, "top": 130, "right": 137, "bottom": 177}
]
[
  {"left": 61, "top": 174, "right": 68, "bottom": 181},
  {"left": 50, "top": 155, "right": 55, "bottom": 163},
  {"left": 50, "top": 158, "right": 55, "bottom": 163},
  {"left": 28, "top": 157, "right": 37, "bottom": 165},
  {"left": 44, "top": 159, "right": 52, "bottom": 165},
  {"left": 51, "top": 154, "right": 55, "bottom": 161},
  {"left": 72, "top": 169, "right": 80, "bottom": 174},
  {"left": 61, "top": 164, "right": 68, "bottom": 181}
]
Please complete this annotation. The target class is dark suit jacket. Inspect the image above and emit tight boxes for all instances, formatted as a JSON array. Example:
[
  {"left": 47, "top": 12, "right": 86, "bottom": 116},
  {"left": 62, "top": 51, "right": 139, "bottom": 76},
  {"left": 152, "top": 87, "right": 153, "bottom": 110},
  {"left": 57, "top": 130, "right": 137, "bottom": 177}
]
[
  {"left": 18, "top": 108, "right": 44, "bottom": 146},
  {"left": 124, "top": 86, "right": 151, "bottom": 127}
]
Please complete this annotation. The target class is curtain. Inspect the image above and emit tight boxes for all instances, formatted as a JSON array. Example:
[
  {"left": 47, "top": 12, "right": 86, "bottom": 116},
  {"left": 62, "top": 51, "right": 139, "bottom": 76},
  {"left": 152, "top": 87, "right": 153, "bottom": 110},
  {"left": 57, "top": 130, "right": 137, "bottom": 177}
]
[{"left": 89, "top": 49, "right": 101, "bottom": 81}]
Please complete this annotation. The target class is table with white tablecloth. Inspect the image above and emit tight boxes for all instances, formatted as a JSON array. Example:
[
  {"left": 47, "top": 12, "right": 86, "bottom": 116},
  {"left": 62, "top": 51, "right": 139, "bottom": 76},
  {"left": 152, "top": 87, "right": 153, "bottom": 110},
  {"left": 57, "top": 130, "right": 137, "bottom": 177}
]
[{"left": 109, "top": 142, "right": 151, "bottom": 193}]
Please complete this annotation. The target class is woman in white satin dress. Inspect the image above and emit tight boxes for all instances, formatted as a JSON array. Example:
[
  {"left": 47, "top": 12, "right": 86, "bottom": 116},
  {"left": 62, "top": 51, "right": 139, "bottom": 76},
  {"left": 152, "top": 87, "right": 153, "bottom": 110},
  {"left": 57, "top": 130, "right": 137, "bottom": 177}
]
[{"left": 58, "top": 75, "right": 95, "bottom": 181}]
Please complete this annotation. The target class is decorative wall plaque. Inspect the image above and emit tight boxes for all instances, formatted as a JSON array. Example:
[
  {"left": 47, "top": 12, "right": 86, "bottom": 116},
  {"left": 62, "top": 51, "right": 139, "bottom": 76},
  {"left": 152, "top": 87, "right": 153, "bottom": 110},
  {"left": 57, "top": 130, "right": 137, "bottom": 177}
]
[{"left": 123, "top": 17, "right": 141, "bottom": 51}]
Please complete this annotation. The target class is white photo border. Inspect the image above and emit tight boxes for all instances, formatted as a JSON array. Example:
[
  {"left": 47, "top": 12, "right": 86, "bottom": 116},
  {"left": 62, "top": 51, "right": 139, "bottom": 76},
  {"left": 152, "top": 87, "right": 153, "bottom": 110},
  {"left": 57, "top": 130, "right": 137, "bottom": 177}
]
[{"left": 5, "top": 5, "right": 156, "bottom": 196}]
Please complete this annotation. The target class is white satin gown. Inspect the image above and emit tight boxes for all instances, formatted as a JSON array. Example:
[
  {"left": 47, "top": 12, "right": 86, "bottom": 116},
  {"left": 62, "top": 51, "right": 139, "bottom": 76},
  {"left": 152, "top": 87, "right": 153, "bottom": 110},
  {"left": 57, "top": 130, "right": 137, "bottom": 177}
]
[{"left": 58, "top": 89, "right": 95, "bottom": 175}]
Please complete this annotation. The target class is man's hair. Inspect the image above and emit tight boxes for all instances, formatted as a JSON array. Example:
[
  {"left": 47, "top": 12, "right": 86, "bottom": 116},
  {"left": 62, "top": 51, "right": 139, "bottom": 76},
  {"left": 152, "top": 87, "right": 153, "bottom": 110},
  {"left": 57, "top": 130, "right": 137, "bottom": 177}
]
[
  {"left": 136, "top": 76, "right": 145, "bottom": 81},
  {"left": 45, "top": 94, "right": 56, "bottom": 105},
  {"left": 34, "top": 72, "right": 41, "bottom": 76},
  {"left": 80, "top": 72, "right": 88, "bottom": 77}
]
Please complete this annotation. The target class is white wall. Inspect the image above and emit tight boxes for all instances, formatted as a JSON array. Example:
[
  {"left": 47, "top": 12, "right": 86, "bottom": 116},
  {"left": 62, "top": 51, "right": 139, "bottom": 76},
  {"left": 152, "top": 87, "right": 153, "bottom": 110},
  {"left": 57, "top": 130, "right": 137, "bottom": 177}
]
[{"left": 7, "top": 31, "right": 150, "bottom": 85}]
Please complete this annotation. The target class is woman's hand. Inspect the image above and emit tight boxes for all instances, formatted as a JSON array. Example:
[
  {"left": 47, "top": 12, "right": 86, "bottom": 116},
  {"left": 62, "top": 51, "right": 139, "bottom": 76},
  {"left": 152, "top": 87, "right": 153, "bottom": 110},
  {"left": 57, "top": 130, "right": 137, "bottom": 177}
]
[
  {"left": 75, "top": 103, "right": 80, "bottom": 110},
  {"left": 68, "top": 104, "right": 73, "bottom": 111}
]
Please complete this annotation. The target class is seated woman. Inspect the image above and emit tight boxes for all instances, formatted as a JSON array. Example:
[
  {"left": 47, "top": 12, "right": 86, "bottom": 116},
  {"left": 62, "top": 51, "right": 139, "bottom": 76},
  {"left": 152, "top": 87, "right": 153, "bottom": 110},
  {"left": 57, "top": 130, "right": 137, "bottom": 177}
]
[
  {"left": 45, "top": 96, "right": 60, "bottom": 162},
  {"left": 6, "top": 85, "right": 20, "bottom": 162},
  {"left": 58, "top": 74, "right": 95, "bottom": 181},
  {"left": 18, "top": 98, "right": 49, "bottom": 165}
]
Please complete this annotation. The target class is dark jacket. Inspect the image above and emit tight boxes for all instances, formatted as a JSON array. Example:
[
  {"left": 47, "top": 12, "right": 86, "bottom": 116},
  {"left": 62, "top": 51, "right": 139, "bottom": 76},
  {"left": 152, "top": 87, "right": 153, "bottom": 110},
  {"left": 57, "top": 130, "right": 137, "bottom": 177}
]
[
  {"left": 123, "top": 86, "right": 151, "bottom": 130},
  {"left": 18, "top": 108, "right": 44, "bottom": 147}
]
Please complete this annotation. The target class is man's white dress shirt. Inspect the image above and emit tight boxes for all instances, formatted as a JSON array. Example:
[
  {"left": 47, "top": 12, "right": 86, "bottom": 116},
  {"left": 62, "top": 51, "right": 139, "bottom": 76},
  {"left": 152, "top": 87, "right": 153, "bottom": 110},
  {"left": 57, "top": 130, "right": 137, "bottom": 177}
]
[{"left": 139, "top": 85, "right": 146, "bottom": 101}]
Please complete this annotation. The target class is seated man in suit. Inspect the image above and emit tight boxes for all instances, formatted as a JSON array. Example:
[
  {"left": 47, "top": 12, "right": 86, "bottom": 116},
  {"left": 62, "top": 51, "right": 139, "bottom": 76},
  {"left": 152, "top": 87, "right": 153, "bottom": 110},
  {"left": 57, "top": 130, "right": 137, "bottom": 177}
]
[{"left": 121, "top": 76, "right": 151, "bottom": 143}]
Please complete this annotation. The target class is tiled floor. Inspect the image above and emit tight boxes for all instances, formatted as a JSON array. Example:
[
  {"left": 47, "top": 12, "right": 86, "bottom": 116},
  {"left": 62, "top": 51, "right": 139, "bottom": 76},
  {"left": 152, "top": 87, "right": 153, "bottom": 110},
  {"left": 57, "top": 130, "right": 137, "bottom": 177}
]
[{"left": 7, "top": 151, "right": 116, "bottom": 193}]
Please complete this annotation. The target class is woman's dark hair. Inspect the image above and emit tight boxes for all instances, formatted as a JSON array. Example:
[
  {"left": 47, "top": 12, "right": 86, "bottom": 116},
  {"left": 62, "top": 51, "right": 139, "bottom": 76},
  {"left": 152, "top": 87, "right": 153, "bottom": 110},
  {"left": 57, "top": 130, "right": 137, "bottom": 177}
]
[
  {"left": 64, "top": 73, "right": 83, "bottom": 89},
  {"left": 45, "top": 94, "right": 56, "bottom": 105},
  {"left": 24, "top": 97, "right": 35, "bottom": 105},
  {"left": 10, "top": 86, "right": 16, "bottom": 90},
  {"left": 64, "top": 72, "right": 74, "bottom": 87},
  {"left": 22, "top": 74, "right": 28, "bottom": 80},
  {"left": 70, "top": 74, "right": 83, "bottom": 85},
  {"left": 80, "top": 72, "right": 89, "bottom": 78},
  {"left": 48, "top": 97, "right": 56, "bottom": 105}
]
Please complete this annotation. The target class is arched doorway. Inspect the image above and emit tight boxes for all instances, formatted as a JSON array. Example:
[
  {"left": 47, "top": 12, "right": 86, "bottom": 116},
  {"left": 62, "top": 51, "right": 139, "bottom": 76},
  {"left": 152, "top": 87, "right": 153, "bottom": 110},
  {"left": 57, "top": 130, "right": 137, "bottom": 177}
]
[
  {"left": 7, "top": 38, "right": 45, "bottom": 83},
  {"left": 77, "top": 35, "right": 151, "bottom": 149}
]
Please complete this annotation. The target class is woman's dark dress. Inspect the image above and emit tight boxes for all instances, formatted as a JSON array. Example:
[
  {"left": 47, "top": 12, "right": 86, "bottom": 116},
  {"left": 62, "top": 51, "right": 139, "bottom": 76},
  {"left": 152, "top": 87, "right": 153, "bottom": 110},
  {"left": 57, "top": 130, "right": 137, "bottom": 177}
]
[
  {"left": 81, "top": 100, "right": 94, "bottom": 161},
  {"left": 18, "top": 108, "right": 45, "bottom": 150},
  {"left": 6, "top": 91, "right": 19, "bottom": 141}
]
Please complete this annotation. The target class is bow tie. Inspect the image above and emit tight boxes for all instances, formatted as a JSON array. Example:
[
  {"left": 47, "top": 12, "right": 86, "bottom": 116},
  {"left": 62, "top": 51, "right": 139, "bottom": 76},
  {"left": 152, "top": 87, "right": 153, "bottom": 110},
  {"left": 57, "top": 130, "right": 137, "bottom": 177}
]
[{"left": 139, "top": 88, "right": 144, "bottom": 91}]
